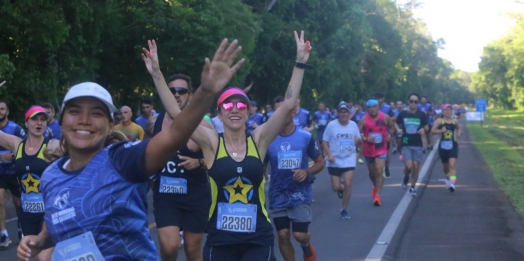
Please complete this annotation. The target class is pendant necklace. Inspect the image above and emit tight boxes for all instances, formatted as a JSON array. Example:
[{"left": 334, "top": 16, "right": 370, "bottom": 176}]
[{"left": 227, "top": 140, "right": 242, "bottom": 158}]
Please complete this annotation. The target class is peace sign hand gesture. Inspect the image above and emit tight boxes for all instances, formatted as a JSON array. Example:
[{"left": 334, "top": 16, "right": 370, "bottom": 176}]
[
  {"left": 294, "top": 30, "right": 312, "bottom": 63},
  {"left": 141, "top": 40, "right": 160, "bottom": 74},
  {"left": 200, "top": 39, "right": 244, "bottom": 94}
]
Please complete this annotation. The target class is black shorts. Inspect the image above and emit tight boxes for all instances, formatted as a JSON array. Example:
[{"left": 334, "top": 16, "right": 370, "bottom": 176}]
[
  {"left": 19, "top": 218, "right": 44, "bottom": 236},
  {"left": 153, "top": 196, "right": 210, "bottom": 233},
  {"left": 328, "top": 167, "right": 355, "bottom": 177},
  {"left": 203, "top": 243, "right": 276, "bottom": 261},
  {"left": 0, "top": 174, "right": 21, "bottom": 197},
  {"left": 439, "top": 146, "right": 459, "bottom": 163}
]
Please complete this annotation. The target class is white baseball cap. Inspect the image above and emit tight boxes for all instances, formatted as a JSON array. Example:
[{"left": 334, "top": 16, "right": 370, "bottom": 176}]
[{"left": 61, "top": 82, "right": 117, "bottom": 114}]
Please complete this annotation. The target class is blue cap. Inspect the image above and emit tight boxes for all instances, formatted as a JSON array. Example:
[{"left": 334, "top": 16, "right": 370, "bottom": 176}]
[{"left": 366, "top": 99, "right": 379, "bottom": 107}]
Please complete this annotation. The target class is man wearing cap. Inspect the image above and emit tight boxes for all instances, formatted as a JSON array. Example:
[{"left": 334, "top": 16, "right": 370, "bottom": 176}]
[
  {"left": 323, "top": 103, "right": 361, "bottom": 219},
  {"left": 396, "top": 93, "right": 428, "bottom": 197},
  {"left": 374, "top": 93, "right": 396, "bottom": 178},
  {"left": 114, "top": 106, "right": 144, "bottom": 141},
  {"left": 265, "top": 98, "right": 324, "bottom": 261},
  {"left": 246, "top": 100, "right": 264, "bottom": 134},
  {"left": 0, "top": 101, "right": 26, "bottom": 247},
  {"left": 359, "top": 99, "right": 395, "bottom": 206}
]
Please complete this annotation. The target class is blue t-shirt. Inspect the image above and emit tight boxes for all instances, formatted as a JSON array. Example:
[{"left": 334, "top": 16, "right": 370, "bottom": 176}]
[
  {"left": 135, "top": 113, "right": 159, "bottom": 131},
  {"left": 266, "top": 128, "right": 319, "bottom": 209},
  {"left": 246, "top": 113, "right": 264, "bottom": 134},
  {"left": 314, "top": 111, "right": 331, "bottom": 132},
  {"left": 44, "top": 120, "right": 61, "bottom": 140},
  {"left": 0, "top": 121, "right": 26, "bottom": 175},
  {"left": 293, "top": 108, "right": 311, "bottom": 128},
  {"left": 379, "top": 104, "right": 395, "bottom": 117},
  {"left": 42, "top": 140, "right": 159, "bottom": 260},
  {"left": 330, "top": 112, "right": 338, "bottom": 120},
  {"left": 418, "top": 103, "right": 431, "bottom": 113},
  {"left": 351, "top": 111, "right": 366, "bottom": 123},
  {"left": 393, "top": 109, "right": 401, "bottom": 117}
]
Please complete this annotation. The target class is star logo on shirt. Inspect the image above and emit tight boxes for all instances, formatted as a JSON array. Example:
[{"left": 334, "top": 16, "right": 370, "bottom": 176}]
[
  {"left": 223, "top": 177, "right": 253, "bottom": 204},
  {"left": 21, "top": 173, "right": 40, "bottom": 194}
]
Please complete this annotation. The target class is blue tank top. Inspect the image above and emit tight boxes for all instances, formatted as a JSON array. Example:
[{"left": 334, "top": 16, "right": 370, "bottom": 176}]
[
  {"left": 42, "top": 141, "right": 159, "bottom": 260},
  {"left": 266, "top": 128, "right": 319, "bottom": 209}
]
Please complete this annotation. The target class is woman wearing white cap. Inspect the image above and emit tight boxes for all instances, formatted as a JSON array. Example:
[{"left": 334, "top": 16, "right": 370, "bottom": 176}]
[
  {"left": 144, "top": 31, "right": 312, "bottom": 261},
  {"left": 0, "top": 106, "right": 60, "bottom": 260},
  {"left": 17, "top": 39, "right": 244, "bottom": 261}
]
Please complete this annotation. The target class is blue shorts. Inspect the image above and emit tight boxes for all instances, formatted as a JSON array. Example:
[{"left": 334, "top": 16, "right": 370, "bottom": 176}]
[{"left": 365, "top": 154, "right": 387, "bottom": 164}]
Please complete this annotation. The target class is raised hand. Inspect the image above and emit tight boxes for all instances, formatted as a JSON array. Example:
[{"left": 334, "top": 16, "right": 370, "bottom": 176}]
[
  {"left": 0, "top": 76, "right": 6, "bottom": 88},
  {"left": 294, "top": 30, "right": 312, "bottom": 63},
  {"left": 141, "top": 40, "right": 160, "bottom": 74},
  {"left": 200, "top": 39, "right": 244, "bottom": 94}
]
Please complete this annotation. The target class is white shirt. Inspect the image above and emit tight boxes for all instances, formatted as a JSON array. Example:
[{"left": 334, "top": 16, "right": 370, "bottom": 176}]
[
  {"left": 212, "top": 116, "right": 224, "bottom": 133},
  {"left": 322, "top": 120, "right": 361, "bottom": 168}
]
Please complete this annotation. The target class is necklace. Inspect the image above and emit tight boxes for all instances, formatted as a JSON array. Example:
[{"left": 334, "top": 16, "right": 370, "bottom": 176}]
[
  {"left": 226, "top": 140, "right": 243, "bottom": 158},
  {"left": 27, "top": 137, "right": 42, "bottom": 152}
]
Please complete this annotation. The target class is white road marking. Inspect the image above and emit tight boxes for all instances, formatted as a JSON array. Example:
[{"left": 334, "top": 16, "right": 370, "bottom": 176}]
[{"left": 365, "top": 142, "right": 439, "bottom": 261}]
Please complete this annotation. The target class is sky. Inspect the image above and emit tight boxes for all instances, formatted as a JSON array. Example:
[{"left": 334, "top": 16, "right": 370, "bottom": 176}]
[{"left": 412, "top": 0, "right": 524, "bottom": 72}]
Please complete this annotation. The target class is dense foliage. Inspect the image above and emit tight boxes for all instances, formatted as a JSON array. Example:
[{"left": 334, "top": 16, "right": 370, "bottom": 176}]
[
  {"left": 472, "top": 16, "right": 524, "bottom": 110},
  {"left": 0, "top": 0, "right": 472, "bottom": 121}
]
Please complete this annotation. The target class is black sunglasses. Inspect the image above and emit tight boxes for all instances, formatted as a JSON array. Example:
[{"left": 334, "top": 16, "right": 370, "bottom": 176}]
[
  {"left": 409, "top": 100, "right": 419, "bottom": 104},
  {"left": 170, "top": 87, "right": 190, "bottom": 95}
]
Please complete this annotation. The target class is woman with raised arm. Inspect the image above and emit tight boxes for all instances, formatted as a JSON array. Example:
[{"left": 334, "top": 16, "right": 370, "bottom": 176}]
[
  {"left": 0, "top": 106, "right": 60, "bottom": 261},
  {"left": 16, "top": 39, "right": 244, "bottom": 261},
  {"left": 143, "top": 31, "right": 312, "bottom": 261}
]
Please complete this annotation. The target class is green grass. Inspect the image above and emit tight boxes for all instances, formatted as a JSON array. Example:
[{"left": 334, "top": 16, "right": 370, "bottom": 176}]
[{"left": 467, "top": 108, "right": 524, "bottom": 219}]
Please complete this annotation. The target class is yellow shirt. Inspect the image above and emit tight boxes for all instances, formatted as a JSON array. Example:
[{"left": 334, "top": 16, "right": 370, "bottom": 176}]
[{"left": 114, "top": 122, "right": 145, "bottom": 141}]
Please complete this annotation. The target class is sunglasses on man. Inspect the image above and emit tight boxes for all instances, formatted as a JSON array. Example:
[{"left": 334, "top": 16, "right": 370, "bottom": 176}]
[
  {"left": 169, "top": 87, "right": 190, "bottom": 95},
  {"left": 409, "top": 100, "right": 419, "bottom": 104}
]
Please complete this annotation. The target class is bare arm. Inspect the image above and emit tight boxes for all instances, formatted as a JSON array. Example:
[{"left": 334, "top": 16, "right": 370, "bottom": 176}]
[
  {"left": 254, "top": 31, "right": 312, "bottom": 156},
  {"left": 0, "top": 131, "right": 22, "bottom": 155},
  {"left": 308, "top": 154, "right": 325, "bottom": 175},
  {"left": 143, "top": 39, "right": 244, "bottom": 174}
]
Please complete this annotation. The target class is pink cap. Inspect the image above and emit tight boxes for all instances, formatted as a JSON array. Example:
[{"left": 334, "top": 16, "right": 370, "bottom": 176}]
[
  {"left": 25, "top": 106, "right": 50, "bottom": 121},
  {"left": 442, "top": 104, "right": 452, "bottom": 110},
  {"left": 217, "top": 88, "right": 250, "bottom": 107}
]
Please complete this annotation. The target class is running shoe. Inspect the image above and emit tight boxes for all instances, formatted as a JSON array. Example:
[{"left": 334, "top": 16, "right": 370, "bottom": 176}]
[
  {"left": 392, "top": 147, "right": 397, "bottom": 154},
  {"left": 373, "top": 194, "right": 381, "bottom": 206},
  {"left": 0, "top": 234, "right": 9, "bottom": 248},
  {"left": 449, "top": 183, "right": 455, "bottom": 193},
  {"left": 179, "top": 231, "right": 184, "bottom": 247},
  {"left": 358, "top": 158, "right": 364, "bottom": 164},
  {"left": 372, "top": 187, "right": 377, "bottom": 198},
  {"left": 303, "top": 243, "right": 317, "bottom": 261},
  {"left": 384, "top": 166, "right": 391, "bottom": 178},
  {"left": 340, "top": 209, "right": 350, "bottom": 219},
  {"left": 399, "top": 154, "right": 403, "bottom": 161},
  {"left": 409, "top": 187, "right": 417, "bottom": 197},
  {"left": 422, "top": 149, "right": 427, "bottom": 154},
  {"left": 337, "top": 190, "right": 343, "bottom": 199}
]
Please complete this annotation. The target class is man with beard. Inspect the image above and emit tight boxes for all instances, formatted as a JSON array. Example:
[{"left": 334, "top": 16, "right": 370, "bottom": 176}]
[
  {"left": 0, "top": 101, "right": 26, "bottom": 247},
  {"left": 374, "top": 93, "right": 396, "bottom": 178}
]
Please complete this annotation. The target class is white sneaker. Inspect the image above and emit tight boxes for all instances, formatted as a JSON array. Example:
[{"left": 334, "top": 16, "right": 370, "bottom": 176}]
[{"left": 409, "top": 187, "right": 417, "bottom": 197}]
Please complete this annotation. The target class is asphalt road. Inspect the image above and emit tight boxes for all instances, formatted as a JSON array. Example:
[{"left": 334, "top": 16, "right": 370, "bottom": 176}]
[{"left": 1, "top": 126, "right": 523, "bottom": 261}]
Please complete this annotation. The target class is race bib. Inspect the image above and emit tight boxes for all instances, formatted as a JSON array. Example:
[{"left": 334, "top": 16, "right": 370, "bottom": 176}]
[
  {"left": 319, "top": 119, "right": 327, "bottom": 126},
  {"left": 21, "top": 193, "right": 45, "bottom": 213},
  {"left": 53, "top": 231, "right": 105, "bottom": 261},
  {"left": 216, "top": 203, "right": 257, "bottom": 233},
  {"left": 339, "top": 140, "right": 354, "bottom": 152},
  {"left": 277, "top": 151, "right": 302, "bottom": 170},
  {"left": 370, "top": 132, "right": 383, "bottom": 144},
  {"left": 159, "top": 176, "right": 187, "bottom": 194},
  {"left": 404, "top": 118, "right": 421, "bottom": 134},
  {"left": 440, "top": 140, "right": 453, "bottom": 150}
]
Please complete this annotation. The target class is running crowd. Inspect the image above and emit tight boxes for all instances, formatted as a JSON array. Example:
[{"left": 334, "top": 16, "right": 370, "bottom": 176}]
[{"left": 0, "top": 31, "right": 463, "bottom": 261}]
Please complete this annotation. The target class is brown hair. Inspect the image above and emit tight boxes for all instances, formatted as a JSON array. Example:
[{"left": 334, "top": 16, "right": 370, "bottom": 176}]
[{"left": 44, "top": 131, "right": 128, "bottom": 163}]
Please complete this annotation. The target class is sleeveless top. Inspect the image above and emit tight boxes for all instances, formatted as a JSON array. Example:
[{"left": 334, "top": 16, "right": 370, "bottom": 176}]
[
  {"left": 205, "top": 133, "right": 273, "bottom": 247},
  {"left": 15, "top": 139, "right": 49, "bottom": 221},
  {"left": 362, "top": 112, "right": 388, "bottom": 157},
  {"left": 439, "top": 118, "right": 458, "bottom": 150},
  {"left": 151, "top": 112, "right": 211, "bottom": 203}
]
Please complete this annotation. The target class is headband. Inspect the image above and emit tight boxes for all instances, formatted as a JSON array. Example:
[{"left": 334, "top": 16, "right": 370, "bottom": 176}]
[{"left": 366, "top": 99, "right": 379, "bottom": 107}]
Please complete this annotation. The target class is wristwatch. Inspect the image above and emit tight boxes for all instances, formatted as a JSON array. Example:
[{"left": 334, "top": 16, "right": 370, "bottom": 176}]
[{"left": 295, "top": 61, "right": 313, "bottom": 69}]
